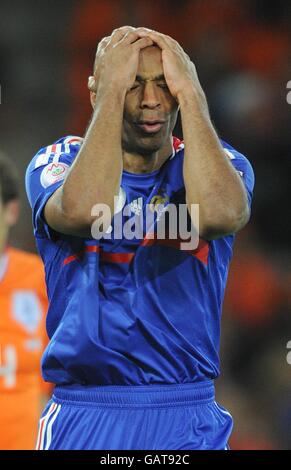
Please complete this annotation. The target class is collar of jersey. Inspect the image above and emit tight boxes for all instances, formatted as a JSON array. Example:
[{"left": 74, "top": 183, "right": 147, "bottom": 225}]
[
  {"left": 121, "top": 144, "right": 175, "bottom": 187},
  {"left": 121, "top": 166, "right": 162, "bottom": 187}
]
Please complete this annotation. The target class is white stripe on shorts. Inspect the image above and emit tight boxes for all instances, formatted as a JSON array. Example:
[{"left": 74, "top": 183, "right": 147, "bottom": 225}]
[
  {"left": 36, "top": 402, "right": 58, "bottom": 450},
  {"left": 44, "top": 404, "right": 61, "bottom": 450}
]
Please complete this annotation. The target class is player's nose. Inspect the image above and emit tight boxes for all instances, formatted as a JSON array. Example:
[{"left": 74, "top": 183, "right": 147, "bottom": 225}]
[{"left": 140, "top": 82, "right": 160, "bottom": 109}]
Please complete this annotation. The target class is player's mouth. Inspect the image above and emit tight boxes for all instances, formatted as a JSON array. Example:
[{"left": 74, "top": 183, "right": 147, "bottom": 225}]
[{"left": 136, "top": 120, "right": 166, "bottom": 134}]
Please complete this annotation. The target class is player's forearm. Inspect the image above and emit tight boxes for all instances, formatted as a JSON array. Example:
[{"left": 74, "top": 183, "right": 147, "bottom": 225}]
[
  {"left": 61, "top": 86, "right": 125, "bottom": 228},
  {"left": 179, "top": 90, "right": 249, "bottom": 239}
]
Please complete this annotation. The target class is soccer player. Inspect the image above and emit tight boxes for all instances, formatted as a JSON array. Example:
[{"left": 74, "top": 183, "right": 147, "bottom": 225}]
[
  {"left": 0, "top": 153, "right": 50, "bottom": 449},
  {"left": 26, "top": 27, "right": 255, "bottom": 450}
]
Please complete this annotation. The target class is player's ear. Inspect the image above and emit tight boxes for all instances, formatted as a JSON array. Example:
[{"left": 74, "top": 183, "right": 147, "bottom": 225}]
[
  {"left": 4, "top": 199, "right": 20, "bottom": 228},
  {"left": 88, "top": 76, "right": 97, "bottom": 109},
  {"left": 88, "top": 76, "right": 96, "bottom": 92}
]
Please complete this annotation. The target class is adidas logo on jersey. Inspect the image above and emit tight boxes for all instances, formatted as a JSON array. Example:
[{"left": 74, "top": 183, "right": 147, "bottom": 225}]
[{"left": 130, "top": 197, "right": 143, "bottom": 216}]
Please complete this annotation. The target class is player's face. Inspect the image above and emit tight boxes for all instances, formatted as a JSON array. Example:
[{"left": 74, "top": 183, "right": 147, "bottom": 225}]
[{"left": 122, "top": 46, "right": 179, "bottom": 156}]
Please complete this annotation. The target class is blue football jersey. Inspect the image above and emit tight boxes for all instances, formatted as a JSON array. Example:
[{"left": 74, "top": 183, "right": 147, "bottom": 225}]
[{"left": 25, "top": 135, "right": 254, "bottom": 386}]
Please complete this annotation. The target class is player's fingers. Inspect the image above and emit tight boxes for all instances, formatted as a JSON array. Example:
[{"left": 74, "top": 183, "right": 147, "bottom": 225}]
[
  {"left": 146, "top": 31, "right": 187, "bottom": 58},
  {"left": 93, "top": 37, "right": 111, "bottom": 74},
  {"left": 163, "top": 33, "right": 181, "bottom": 48},
  {"left": 109, "top": 26, "right": 136, "bottom": 45},
  {"left": 97, "top": 36, "right": 111, "bottom": 53},
  {"left": 112, "top": 25, "right": 136, "bottom": 35},
  {"left": 116, "top": 30, "right": 147, "bottom": 46},
  {"left": 97, "top": 27, "right": 135, "bottom": 55},
  {"left": 134, "top": 27, "right": 153, "bottom": 35},
  {"left": 139, "top": 30, "right": 170, "bottom": 50},
  {"left": 142, "top": 30, "right": 180, "bottom": 52},
  {"left": 131, "top": 36, "right": 154, "bottom": 50}
]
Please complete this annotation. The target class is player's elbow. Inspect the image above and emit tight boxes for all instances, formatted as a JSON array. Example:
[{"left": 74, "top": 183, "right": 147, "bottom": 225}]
[
  {"left": 44, "top": 189, "right": 94, "bottom": 237},
  {"left": 199, "top": 203, "right": 251, "bottom": 240},
  {"left": 63, "top": 208, "right": 93, "bottom": 233},
  {"left": 59, "top": 204, "right": 112, "bottom": 238}
]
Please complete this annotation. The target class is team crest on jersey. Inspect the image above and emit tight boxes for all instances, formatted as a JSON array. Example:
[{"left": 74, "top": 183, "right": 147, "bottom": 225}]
[
  {"left": 40, "top": 162, "right": 69, "bottom": 188},
  {"left": 149, "top": 191, "right": 169, "bottom": 212}
]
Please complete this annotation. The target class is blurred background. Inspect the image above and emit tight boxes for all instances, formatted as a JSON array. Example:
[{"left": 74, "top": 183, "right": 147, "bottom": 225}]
[{"left": 0, "top": 0, "right": 290, "bottom": 449}]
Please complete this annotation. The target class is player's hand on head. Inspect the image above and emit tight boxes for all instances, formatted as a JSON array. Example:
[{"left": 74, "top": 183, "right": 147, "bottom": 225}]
[
  {"left": 88, "top": 26, "right": 154, "bottom": 95},
  {"left": 138, "top": 30, "right": 207, "bottom": 107}
]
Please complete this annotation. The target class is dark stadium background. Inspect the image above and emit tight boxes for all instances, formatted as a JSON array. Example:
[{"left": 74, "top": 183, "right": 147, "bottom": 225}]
[{"left": 0, "top": 0, "right": 290, "bottom": 449}]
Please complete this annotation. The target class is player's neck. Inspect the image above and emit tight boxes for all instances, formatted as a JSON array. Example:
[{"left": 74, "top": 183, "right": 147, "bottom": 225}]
[{"left": 122, "top": 141, "right": 173, "bottom": 174}]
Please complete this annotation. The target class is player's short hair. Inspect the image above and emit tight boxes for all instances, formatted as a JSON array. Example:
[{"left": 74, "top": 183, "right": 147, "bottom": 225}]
[{"left": 0, "top": 152, "right": 19, "bottom": 204}]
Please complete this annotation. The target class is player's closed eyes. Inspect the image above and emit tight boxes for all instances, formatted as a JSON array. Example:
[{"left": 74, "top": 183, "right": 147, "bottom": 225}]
[
  {"left": 130, "top": 82, "right": 169, "bottom": 91},
  {"left": 157, "top": 83, "right": 169, "bottom": 90}
]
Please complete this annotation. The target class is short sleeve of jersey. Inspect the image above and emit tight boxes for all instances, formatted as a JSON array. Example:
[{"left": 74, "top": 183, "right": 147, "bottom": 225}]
[
  {"left": 25, "top": 137, "right": 82, "bottom": 239},
  {"left": 221, "top": 140, "right": 255, "bottom": 209}
]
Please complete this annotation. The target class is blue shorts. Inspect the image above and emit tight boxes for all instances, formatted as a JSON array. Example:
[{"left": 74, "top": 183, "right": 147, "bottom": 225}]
[{"left": 36, "top": 381, "right": 233, "bottom": 450}]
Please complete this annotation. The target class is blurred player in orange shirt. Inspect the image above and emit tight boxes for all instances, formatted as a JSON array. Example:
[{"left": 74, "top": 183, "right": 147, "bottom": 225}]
[{"left": 0, "top": 153, "right": 51, "bottom": 449}]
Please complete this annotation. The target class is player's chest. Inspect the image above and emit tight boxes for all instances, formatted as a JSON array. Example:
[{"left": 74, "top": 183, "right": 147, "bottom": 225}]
[{"left": 100, "top": 182, "right": 186, "bottom": 251}]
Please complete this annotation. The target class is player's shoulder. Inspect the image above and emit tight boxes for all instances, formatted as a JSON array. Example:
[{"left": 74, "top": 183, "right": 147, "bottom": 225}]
[
  {"left": 38, "top": 135, "right": 84, "bottom": 154},
  {"left": 27, "top": 135, "right": 84, "bottom": 171},
  {"left": 8, "top": 247, "right": 44, "bottom": 271},
  {"left": 220, "top": 139, "right": 255, "bottom": 194},
  {"left": 220, "top": 138, "right": 249, "bottom": 162},
  {"left": 170, "top": 137, "right": 251, "bottom": 164}
]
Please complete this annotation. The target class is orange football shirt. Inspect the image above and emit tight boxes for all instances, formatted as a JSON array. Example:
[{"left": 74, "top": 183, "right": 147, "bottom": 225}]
[{"left": 0, "top": 247, "right": 50, "bottom": 449}]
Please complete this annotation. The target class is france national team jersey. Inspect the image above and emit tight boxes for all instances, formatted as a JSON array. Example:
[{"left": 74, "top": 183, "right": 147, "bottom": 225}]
[{"left": 25, "top": 136, "right": 255, "bottom": 387}]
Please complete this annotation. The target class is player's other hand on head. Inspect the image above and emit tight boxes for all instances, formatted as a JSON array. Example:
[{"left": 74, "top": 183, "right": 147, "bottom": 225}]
[
  {"left": 88, "top": 26, "right": 154, "bottom": 97},
  {"left": 137, "top": 30, "right": 207, "bottom": 108}
]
